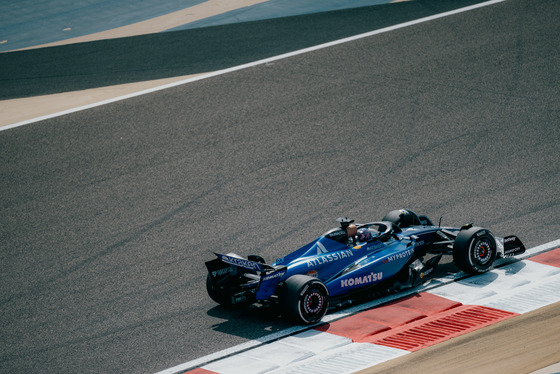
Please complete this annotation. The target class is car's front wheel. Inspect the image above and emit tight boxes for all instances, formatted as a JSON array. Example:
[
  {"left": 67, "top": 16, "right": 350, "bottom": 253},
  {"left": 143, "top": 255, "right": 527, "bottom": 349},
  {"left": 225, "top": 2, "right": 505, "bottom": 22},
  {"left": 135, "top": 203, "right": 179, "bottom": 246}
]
[
  {"left": 279, "top": 275, "right": 329, "bottom": 325},
  {"left": 453, "top": 227, "right": 497, "bottom": 274}
]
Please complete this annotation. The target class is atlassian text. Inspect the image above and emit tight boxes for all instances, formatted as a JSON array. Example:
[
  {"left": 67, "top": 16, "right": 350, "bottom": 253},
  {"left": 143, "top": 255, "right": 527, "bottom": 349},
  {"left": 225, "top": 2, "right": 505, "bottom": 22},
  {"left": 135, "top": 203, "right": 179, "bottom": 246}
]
[{"left": 307, "top": 250, "right": 354, "bottom": 267}]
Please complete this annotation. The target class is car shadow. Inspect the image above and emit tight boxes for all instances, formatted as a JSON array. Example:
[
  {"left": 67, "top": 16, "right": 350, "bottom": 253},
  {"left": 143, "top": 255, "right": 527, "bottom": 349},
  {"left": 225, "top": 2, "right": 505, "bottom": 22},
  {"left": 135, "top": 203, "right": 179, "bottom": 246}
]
[{"left": 206, "top": 303, "right": 296, "bottom": 339}]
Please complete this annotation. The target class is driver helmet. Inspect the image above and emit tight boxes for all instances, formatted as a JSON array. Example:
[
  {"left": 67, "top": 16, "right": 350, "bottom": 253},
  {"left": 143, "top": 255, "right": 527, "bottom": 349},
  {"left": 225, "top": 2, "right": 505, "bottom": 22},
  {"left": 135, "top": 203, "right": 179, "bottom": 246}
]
[{"left": 356, "top": 227, "right": 372, "bottom": 242}]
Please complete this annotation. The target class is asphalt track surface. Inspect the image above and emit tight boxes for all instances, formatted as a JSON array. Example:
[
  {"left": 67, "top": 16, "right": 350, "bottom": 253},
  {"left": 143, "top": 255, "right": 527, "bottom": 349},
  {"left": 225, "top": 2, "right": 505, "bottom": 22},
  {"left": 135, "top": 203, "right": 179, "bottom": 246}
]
[
  {"left": 1, "top": 0, "right": 495, "bottom": 99},
  {"left": 1, "top": 0, "right": 559, "bottom": 373}
]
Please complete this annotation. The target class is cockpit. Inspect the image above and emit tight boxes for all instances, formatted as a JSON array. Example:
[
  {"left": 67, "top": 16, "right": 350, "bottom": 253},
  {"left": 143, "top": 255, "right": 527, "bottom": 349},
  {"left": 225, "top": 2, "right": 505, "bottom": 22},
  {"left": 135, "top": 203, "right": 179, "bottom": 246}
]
[
  {"left": 356, "top": 226, "right": 380, "bottom": 243},
  {"left": 323, "top": 221, "right": 394, "bottom": 246}
]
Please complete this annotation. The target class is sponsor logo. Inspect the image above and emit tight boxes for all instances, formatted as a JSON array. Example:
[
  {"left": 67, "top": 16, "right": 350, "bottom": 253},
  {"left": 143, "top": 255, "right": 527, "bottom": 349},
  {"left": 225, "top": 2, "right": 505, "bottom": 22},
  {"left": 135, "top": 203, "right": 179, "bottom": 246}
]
[
  {"left": 261, "top": 271, "right": 285, "bottom": 282},
  {"left": 220, "top": 255, "right": 262, "bottom": 271},
  {"left": 341, "top": 272, "right": 383, "bottom": 287},
  {"left": 307, "top": 249, "right": 354, "bottom": 267},
  {"left": 211, "top": 268, "right": 231, "bottom": 277},
  {"left": 382, "top": 249, "right": 414, "bottom": 263},
  {"left": 367, "top": 242, "right": 384, "bottom": 252},
  {"left": 504, "top": 236, "right": 517, "bottom": 243},
  {"left": 307, "top": 270, "right": 319, "bottom": 278},
  {"left": 316, "top": 242, "right": 329, "bottom": 254}
]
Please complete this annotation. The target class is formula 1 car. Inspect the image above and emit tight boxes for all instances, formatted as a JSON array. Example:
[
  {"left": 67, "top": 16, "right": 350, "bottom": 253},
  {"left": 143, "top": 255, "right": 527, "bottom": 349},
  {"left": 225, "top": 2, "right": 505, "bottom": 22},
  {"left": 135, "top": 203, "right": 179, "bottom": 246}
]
[{"left": 205, "top": 209, "right": 525, "bottom": 324}]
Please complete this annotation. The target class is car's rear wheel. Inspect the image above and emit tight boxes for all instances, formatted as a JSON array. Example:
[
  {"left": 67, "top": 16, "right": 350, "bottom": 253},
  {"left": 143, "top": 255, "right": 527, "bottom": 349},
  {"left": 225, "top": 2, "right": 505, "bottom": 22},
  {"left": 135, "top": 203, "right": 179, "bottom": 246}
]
[
  {"left": 206, "top": 274, "right": 231, "bottom": 306},
  {"left": 453, "top": 227, "right": 497, "bottom": 274},
  {"left": 248, "top": 255, "right": 266, "bottom": 264},
  {"left": 280, "top": 275, "right": 329, "bottom": 325}
]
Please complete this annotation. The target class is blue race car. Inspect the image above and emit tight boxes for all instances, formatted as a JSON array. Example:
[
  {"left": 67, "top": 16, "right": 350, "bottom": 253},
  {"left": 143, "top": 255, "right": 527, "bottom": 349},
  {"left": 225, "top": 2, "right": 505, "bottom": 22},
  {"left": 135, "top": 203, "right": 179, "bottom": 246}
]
[{"left": 205, "top": 209, "right": 525, "bottom": 324}]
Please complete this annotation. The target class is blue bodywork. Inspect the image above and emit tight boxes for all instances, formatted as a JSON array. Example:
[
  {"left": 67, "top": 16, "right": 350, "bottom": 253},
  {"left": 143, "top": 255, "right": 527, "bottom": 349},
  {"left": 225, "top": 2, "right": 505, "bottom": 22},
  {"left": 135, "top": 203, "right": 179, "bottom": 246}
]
[
  {"left": 205, "top": 210, "right": 526, "bottom": 323},
  {"left": 206, "top": 218, "right": 452, "bottom": 306},
  {"left": 268, "top": 232, "right": 412, "bottom": 299}
]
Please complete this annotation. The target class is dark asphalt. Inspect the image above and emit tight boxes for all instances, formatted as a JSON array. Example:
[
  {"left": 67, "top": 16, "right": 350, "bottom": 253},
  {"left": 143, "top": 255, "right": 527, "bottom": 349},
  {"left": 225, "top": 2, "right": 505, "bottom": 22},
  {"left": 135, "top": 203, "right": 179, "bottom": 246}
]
[
  {"left": 2, "top": 0, "right": 487, "bottom": 99},
  {"left": 1, "top": 0, "right": 559, "bottom": 373}
]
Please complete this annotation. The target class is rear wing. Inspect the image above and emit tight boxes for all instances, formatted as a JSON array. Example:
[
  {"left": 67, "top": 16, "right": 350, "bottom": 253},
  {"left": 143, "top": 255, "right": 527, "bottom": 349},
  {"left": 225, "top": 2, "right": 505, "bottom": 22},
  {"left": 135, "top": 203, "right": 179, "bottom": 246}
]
[
  {"left": 205, "top": 252, "right": 286, "bottom": 301},
  {"left": 205, "top": 252, "right": 272, "bottom": 281},
  {"left": 213, "top": 252, "right": 274, "bottom": 272}
]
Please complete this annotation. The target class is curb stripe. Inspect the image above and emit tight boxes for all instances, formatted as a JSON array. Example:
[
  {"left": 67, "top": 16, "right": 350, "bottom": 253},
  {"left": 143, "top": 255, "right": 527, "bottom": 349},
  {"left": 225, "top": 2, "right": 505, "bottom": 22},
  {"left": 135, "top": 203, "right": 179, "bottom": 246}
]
[
  {"left": 369, "top": 305, "right": 517, "bottom": 351},
  {"left": 315, "top": 292, "right": 461, "bottom": 342},
  {"left": 529, "top": 248, "right": 560, "bottom": 267},
  {"left": 182, "top": 369, "right": 217, "bottom": 374}
]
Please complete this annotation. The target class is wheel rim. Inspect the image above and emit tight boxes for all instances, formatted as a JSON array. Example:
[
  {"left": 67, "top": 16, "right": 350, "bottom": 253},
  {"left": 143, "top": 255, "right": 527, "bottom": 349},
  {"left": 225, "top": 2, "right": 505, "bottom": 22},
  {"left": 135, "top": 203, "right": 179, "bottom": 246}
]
[
  {"left": 472, "top": 238, "right": 494, "bottom": 266},
  {"left": 303, "top": 289, "right": 325, "bottom": 315},
  {"left": 300, "top": 286, "right": 327, "bottom": 323}
]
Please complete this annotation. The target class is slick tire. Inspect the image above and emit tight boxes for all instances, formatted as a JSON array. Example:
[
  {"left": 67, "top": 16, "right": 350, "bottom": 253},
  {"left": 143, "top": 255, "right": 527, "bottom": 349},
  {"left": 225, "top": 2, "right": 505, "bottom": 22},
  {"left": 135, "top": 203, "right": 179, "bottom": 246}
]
[
  {"left": 206, "top": 274, "right": 231, "bottom": 307},
  {"left": 280, "top": 275, "right": 329, "bottom": 325},
  {"left": 453, "top": 227, "right": 497, "bottom": 274},
  {"left": 248, "top": 255, "right": 266, "bottom": 264}
]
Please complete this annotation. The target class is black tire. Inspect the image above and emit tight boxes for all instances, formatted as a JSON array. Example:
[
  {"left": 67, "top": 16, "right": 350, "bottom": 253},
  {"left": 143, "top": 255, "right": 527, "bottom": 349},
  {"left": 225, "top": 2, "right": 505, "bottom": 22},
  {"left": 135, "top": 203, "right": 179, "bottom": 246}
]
[
  {"left": 453, "top": 227, "right": 497, "bottom": 274},
  {"left": 248, "top": 255, "right": 265, "bottom": 264},
  {"left": 206, "top": 273, "right": 231, "bottom": 306},
  {"left": 280, "top": 275, "right": 329, "bottom": 325}
]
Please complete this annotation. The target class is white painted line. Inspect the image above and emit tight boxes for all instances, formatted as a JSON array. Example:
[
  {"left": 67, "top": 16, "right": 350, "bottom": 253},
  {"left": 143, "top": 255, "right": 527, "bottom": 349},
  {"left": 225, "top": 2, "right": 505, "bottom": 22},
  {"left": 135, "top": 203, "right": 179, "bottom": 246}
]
[
  {"left": 279, "top": 329, "right": 352, "bottom": 354},
  {"left": 519, "top": 238, "right": 560, "bottom": 259},
  {"left": 203, "top": 331, "right": 353, "bottom": 374},
  {"left": 428, "top": 260, "right": 560, "bottom": 308},
  {"left": 483, "top": 274, "right": 560, "bottom": 314},
  {"left": 2, "top": 0, "right": 508, "bottom": 133},
  {"left": 530, "top": 362, "right": 560, "bottom": 374},
  {"left": 267, "top": 343, "right": 409, "bottom": 374},
  {"left": 154, "top": 326, "right": 312, "bottom": 374}
]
